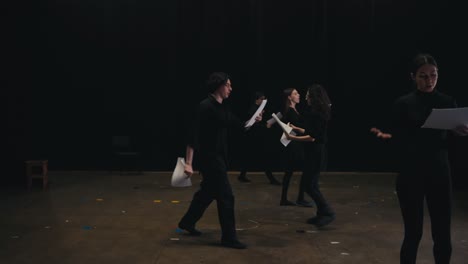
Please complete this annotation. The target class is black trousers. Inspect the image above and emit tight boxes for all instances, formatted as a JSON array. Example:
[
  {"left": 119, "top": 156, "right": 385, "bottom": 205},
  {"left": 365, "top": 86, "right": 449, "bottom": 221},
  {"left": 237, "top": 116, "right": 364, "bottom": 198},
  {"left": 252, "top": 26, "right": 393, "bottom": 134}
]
[
  {"left": 396, "top": 152, "right": 452, "bottom": 264},
  {"left": 300, "top": 143, "right": 333, "bottom": 215},
  {"left": 179, "top": 159, "right": 237, "bottom": 241},
  {"left": 281, "top": 141, "right": 304, "bottom": 201}
]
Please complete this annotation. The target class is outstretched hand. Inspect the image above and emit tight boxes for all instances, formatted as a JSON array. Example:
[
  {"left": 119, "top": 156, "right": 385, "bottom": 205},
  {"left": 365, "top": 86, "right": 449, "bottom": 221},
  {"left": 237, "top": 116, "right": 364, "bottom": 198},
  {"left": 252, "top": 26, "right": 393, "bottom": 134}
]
[{"left": 370, "top": 127, "right": 392, "bottom": 139}]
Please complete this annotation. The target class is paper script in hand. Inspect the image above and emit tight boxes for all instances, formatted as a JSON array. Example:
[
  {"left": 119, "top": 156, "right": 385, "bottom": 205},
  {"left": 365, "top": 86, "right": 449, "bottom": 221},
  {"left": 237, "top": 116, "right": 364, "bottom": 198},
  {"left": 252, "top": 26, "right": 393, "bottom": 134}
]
[
  {"left": 421, "top": 107, "right": 468, "bottom": 130},
  {"left": 171, "top": 157, "right": 192, "bottom": 187},
  {"left": 245, "top": 100, "right": 267, "bottom": 128}
]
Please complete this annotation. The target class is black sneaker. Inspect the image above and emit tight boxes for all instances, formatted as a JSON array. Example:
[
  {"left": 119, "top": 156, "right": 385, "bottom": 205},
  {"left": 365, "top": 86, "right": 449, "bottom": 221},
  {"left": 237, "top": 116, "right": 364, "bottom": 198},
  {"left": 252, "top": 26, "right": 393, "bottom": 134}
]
[
  {"left": 306, "top": 216, "right": 318, "bottom": 225},
  {"left": 178, "top": 223, "right": 202, "bottom": 236},
  {"left": 269, "top": 179, "right": 282, "bottom": 185},
  {"left": 280, "top": 200, "right": 296, "bottom": 206},
  {"left": 238, "top": 176, "right": 251, "bottom": 183},
  {"left": 296, "top": 200, "right": 314, "bottom": 207},
  {"left": 308, "top": 214, "right": 335, "bottom": 227},
  {"left": 221, "top": 239, "right": 247, "bottom": 249}
]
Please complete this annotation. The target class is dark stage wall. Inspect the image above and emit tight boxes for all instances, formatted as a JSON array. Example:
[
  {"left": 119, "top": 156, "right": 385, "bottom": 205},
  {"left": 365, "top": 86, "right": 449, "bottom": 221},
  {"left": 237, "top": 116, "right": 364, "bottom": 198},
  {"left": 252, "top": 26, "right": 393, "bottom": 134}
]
[{"left": 4, "top": 1, "right": 468, "bottom": 187}]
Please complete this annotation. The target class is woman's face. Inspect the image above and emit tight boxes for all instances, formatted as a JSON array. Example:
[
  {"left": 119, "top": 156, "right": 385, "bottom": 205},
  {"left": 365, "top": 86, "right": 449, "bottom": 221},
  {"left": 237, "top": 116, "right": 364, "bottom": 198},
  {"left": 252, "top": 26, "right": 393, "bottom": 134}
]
[
  {"left": 289, "top": 89, "right": 300, "bottom": 104},
  {"left": 413, "top": 64, "right": 438, "bottom": 92}
]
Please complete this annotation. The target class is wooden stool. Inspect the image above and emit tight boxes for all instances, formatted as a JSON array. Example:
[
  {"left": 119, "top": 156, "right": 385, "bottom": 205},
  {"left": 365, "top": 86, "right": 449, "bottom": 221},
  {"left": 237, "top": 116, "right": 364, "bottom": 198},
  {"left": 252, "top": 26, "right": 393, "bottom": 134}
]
[{"left": 25, "top": 160, "right": 48, "bottom": 190}]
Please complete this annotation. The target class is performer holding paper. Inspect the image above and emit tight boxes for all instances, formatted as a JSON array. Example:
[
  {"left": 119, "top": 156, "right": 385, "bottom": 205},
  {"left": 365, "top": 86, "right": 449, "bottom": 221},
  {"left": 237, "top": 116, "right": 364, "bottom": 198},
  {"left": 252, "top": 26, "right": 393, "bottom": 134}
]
[
  {"left": 284, "top": 84, "right": 335, "bottom": 227},
  {"left": 178, "top": 72, "right": 261, "bottom": 249},
  {"left": 279, "top": 88, "right": 310, "bottom": 207},
  {"left": 370, "top": 53, "right": 468, "bottom": 264},
  {"left": 238, "top": 91, "right": 281, "bottom": 185}
]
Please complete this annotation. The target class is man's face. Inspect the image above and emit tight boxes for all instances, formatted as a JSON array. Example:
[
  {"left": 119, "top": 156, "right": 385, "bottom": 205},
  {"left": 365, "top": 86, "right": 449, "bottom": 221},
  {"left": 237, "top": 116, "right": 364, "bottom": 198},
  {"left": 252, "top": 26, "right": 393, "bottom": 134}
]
[{"left": 219, "top": 79, "right": 232, "bottom": 99}]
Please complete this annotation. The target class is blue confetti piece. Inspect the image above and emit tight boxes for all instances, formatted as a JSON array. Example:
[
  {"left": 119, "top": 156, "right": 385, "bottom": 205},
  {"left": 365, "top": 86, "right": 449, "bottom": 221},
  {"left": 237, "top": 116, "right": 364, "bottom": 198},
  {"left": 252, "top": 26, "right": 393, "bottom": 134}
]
[
  {"left": 175, "top": 228, "right": 183, "bottom": 233},
  {"left": 82, "top": 226, "right": 93, "bottom": 230}
]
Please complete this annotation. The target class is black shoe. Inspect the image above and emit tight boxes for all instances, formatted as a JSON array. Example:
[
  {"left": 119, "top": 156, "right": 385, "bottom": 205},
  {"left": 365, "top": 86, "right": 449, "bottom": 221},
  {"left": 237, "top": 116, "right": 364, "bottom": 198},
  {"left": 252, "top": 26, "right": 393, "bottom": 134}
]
[
  {"left": 296, "top": 200, "right": 314, "bottom": 207},
  {"left": 306, "top": 216, "right": 318, "bottom": 225},
  {"left": 178, "top": 223, "right": 202, "bottom": 236},
  {"left": 238, "top": 176, "right": 251, "bottom": 183},
  {"left": 221, "top": 239, "right": 247, "bottom": 249},
  {"left": 269, "top": 179, "right": 282, "bottom": 185},
  {"left": 266, "top": 172, "right": 281, "bottom": 185},
  {"left": 280, "top": 200, "right": 296, "bottom": 206},
  {"left": 308, "top": 214, "right": 335, "bottom": 227}
]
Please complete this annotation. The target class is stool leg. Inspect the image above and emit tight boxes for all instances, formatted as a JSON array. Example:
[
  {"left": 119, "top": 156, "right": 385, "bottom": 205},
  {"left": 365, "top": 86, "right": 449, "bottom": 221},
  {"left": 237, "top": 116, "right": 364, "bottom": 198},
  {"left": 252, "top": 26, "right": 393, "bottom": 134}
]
[{"left": 42, "top": 163, "right": 48, "bottom": 190}]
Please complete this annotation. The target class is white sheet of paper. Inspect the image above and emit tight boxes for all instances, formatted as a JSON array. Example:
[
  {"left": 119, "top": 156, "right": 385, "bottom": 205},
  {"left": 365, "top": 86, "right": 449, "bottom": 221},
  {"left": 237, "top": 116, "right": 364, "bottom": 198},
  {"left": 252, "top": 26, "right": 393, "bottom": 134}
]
[
  {"left": 171, "top": 157, "right": 192, "bottom": 187},
  {"left": 280, "top": 130, "right": 296, "bottom": 146},
  {"left": 244, "top": 99, "right": 267, "bottom": 128},
  {"left": 272, "top": 113, "right": 294, "bottom": 146},
  {"left": 421, "top": 107, "right": 468, "bottom": 130},
  {"left": 266, "top": 112, "right": 283, "bottom": 126}
]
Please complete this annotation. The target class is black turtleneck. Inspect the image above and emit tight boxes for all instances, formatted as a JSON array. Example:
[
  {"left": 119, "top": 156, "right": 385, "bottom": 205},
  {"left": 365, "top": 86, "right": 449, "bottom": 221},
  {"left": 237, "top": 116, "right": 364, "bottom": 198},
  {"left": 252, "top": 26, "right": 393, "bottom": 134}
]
[{"left": 390, "top": 89, "right": 457, "bottom": 157}]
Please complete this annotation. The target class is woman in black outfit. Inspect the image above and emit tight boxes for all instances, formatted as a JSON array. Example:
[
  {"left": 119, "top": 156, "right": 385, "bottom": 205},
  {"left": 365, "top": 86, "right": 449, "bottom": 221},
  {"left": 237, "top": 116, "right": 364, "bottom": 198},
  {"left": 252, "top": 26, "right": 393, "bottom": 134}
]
[
  {"left": 371, "top": 53, "right": 468, "bottom": 264},
  {"left": 285, "top": 84, "right": 335, "bottom": 227},
  {"left": 238, "top": 91, "right": 281, "bottom": 185},
  {"left": 279, "top": 88, "right": 311, "bottom": 206}
]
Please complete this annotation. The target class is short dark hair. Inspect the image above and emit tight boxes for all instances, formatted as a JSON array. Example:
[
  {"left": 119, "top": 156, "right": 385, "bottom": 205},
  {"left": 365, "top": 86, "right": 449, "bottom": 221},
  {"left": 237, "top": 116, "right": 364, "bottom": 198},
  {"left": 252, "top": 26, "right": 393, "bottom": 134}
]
[
  {"left": 206, "top": 72, "right": 230, "bottom": 93},
  {"left": 254, "top": 91, "right": 265, "bottom": 100},
  {"left": 410, "top": 53, "right": 438, "bottom": 74}
]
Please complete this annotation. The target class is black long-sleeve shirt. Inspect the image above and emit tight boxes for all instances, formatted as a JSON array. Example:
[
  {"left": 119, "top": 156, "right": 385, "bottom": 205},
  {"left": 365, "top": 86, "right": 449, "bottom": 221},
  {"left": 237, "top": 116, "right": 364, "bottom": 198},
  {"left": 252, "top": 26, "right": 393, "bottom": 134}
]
[
  {"left": 389, "top": 89, "right": 457, "bottom": 159},
  {"left": 282, "top": 107, "right": 304, "bottom": 128},
  {"left": 187, "top": 95, "right": 242, "bottom": 167},
  {"left": 302, "top": 109, "right": 328, "bottom": 145}
]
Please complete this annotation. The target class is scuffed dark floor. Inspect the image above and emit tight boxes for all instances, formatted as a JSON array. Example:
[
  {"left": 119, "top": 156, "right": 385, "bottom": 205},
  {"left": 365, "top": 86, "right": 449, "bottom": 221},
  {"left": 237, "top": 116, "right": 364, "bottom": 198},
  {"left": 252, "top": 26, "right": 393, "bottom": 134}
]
[{"left": 1, "top": 171, "right": 467, "bottom": 264}]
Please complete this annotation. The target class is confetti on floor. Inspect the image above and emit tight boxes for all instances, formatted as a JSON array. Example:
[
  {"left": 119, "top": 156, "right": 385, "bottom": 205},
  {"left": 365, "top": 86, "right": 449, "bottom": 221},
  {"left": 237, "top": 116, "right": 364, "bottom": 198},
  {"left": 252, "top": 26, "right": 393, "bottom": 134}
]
[
  {"left": 170, "top": 238, "right": 180, "bottom": 241},
  {"left": 171, "top": 201, "right": 180, "bottom": 204},
  {"left": 96, "top": 198, "right": 104, "bottom": 202},
  {"left": 153, "top": 200, "right": 162, "bottom": 203},
  {"left": 330, "top": 241, "right": 340, "bottom": 244},
  {"left": 341, "top": 252, "right": 350, "bottom": 256}
]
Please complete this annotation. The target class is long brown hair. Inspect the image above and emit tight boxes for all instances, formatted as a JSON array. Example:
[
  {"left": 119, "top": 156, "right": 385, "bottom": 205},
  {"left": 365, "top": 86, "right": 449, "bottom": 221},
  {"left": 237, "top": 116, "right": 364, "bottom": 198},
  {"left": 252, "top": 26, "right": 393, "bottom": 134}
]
[
  {"left": 306, "top": 84, "right": 331, "bottom": 120},
  {"left": 282, "top": 88, "right": 296, "bottom": 115}
]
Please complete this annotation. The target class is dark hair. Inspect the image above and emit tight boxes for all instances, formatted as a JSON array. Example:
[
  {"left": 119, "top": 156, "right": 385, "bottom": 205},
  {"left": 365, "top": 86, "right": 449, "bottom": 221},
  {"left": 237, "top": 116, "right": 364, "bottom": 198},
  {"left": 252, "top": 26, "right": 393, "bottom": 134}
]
[
  {"left": 206, "top": 72, "right": 230, "bottom": 93},
  {"left": 306, "top": 84, "right": 331, "bottom": 120},
  {"left": 410, "top": 53, "right": 438, "bottom": 75},
  {"left": 254, "top": 91, "right": 265, "bottom": 101},
  {"left": 282, "top": 88, "right": 296, "bottom": 115}
]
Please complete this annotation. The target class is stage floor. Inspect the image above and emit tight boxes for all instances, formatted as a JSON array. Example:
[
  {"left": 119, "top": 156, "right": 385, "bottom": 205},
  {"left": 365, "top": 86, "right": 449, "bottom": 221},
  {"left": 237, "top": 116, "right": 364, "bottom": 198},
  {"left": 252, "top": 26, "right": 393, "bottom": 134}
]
[{"left": 1, "top": 171, "right": 467, "bottom": 264}]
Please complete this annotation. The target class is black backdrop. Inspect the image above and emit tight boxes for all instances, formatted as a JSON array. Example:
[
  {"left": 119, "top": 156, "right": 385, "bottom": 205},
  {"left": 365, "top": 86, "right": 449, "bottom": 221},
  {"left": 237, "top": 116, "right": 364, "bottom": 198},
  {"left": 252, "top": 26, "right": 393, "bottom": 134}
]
[{"left": 4, "top": 0, "right": 468, "bottom": 187}]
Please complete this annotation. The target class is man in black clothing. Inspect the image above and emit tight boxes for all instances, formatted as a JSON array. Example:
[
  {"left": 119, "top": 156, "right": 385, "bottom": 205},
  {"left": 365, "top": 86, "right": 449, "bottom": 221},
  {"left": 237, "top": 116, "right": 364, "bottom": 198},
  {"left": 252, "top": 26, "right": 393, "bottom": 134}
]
[{"left": 178, "top": 72, "right": 261, "bottom": 249}]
